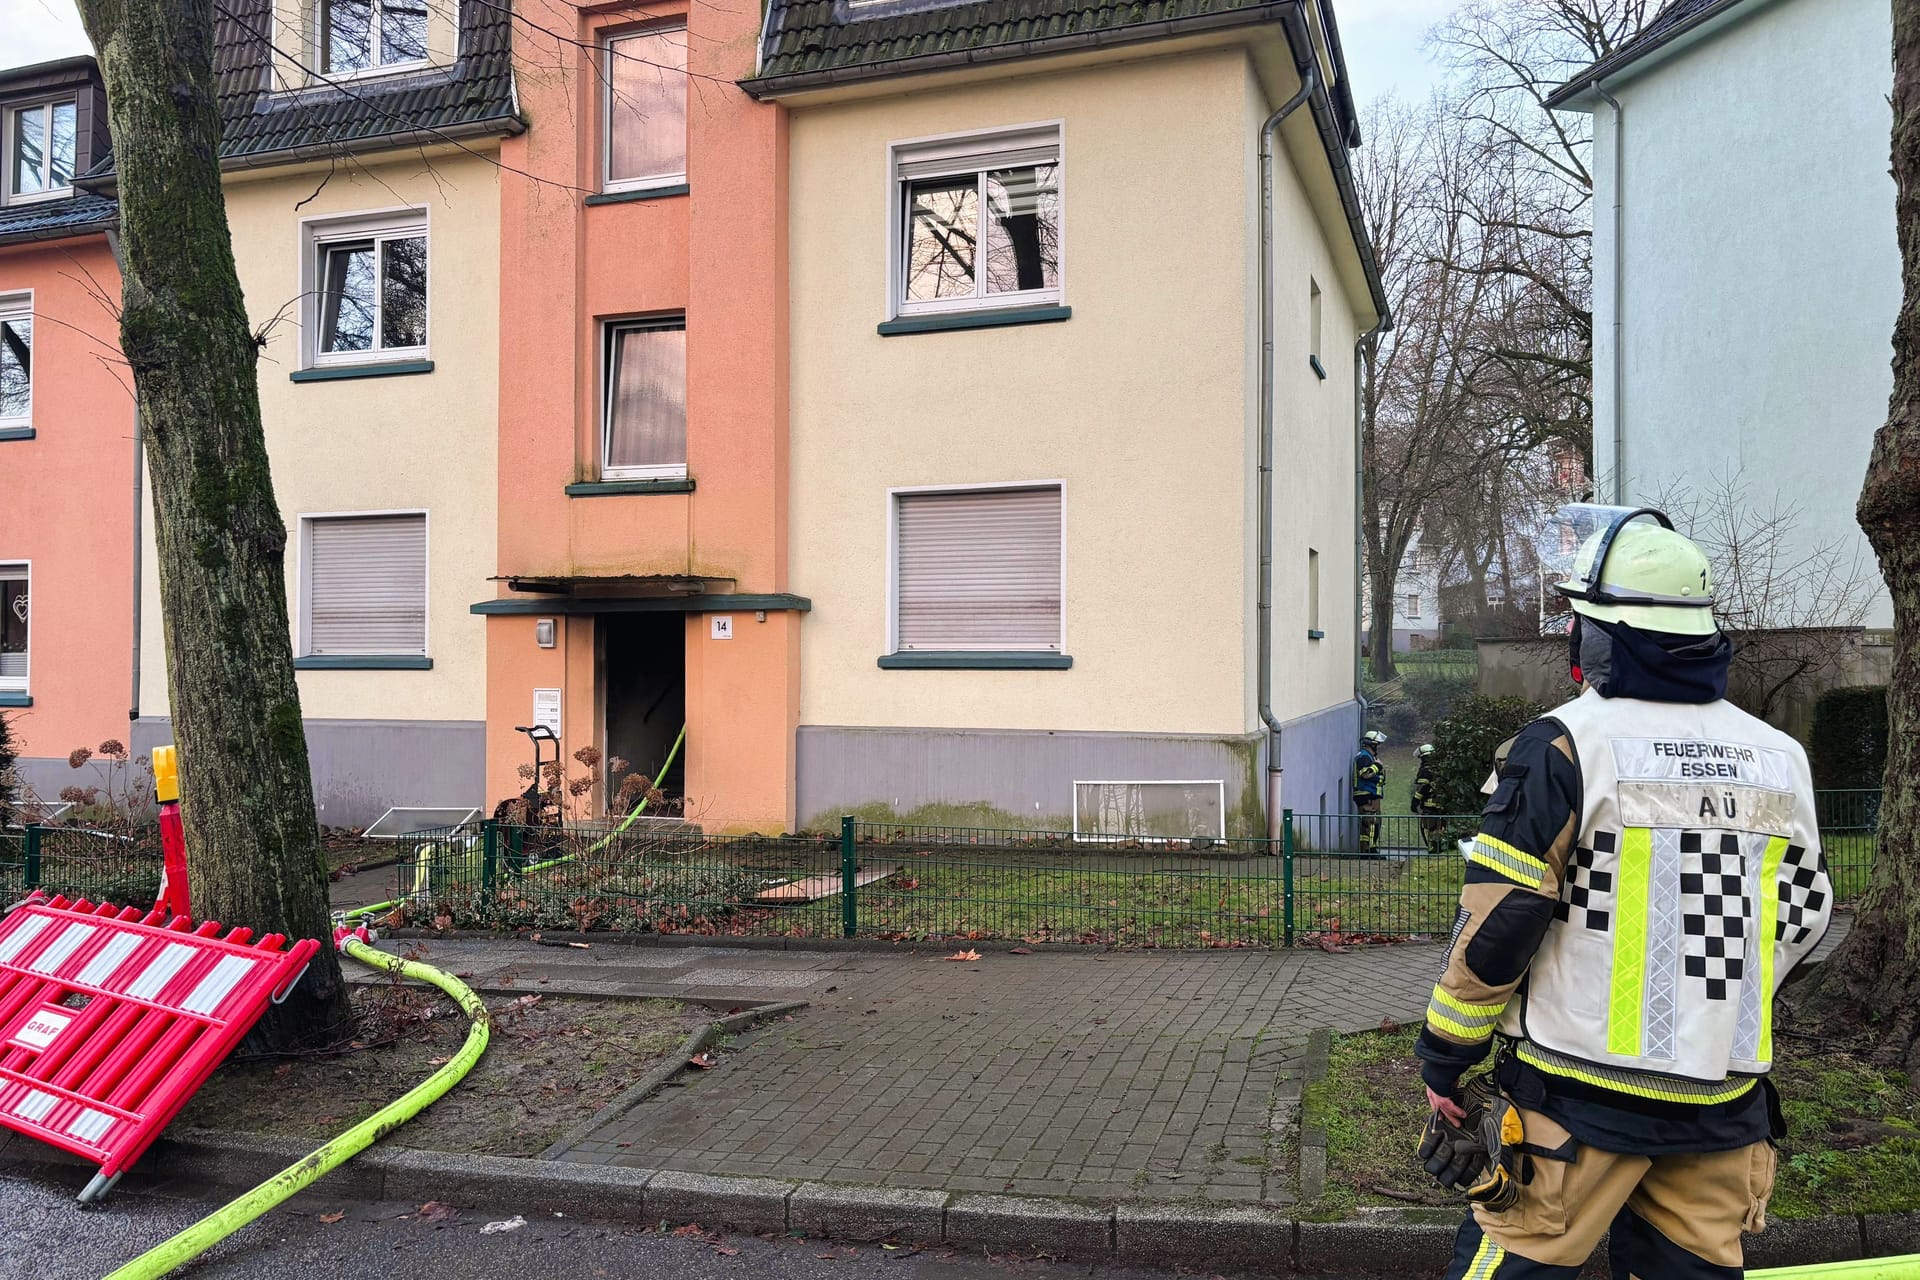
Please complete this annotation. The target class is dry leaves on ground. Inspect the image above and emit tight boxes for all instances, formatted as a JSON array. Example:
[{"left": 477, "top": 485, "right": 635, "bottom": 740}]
[
  {"left": 319, "top": 1211, "right": 346, "bottom": 1225},
  {"left": 416, "top": 1201, "right": 459, "bottom": 1225},
  {"left": 944, "top": 949, "right": 982, "bottom": 962}
]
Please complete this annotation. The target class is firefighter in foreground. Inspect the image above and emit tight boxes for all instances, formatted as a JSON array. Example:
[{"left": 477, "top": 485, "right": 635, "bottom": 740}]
[
  {"left": 1353, "top": 729, "right": 1387, "bottom": 853},
  {"left": 1414, "top": 508, "right": 1833, "bottom": 1279},
  {"left": 1412, "top": 743, "right": 1447, "bottom": 854}
]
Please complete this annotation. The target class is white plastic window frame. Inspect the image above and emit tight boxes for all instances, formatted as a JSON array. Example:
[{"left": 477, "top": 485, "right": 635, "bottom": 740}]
[
  {"left": 300, "top": 207, "right": 429, "bottom": 369},
  {"left": 296, "top": 509, "right": 431, "bottom": 659},
  {"left": 314, "top": 0, "right": 431, "bottom": 80},
  {"left": 0, "top": 561, "right": 27, "bottom": 695},
  {"left": 599, "top": 314, "right": 690, "bottom": 482},
  {"left": 3, "top": 100, "right": 75, "bottom": 206},
  {"left": 887, "top": 122, "right": 1064, "bottom": 321},
  {"left": 884, "top": 479, "right": 1067, "bottom": 655},
  {"left": 601, "top": 23, "right": 690, "bottom": 195},
  {"left": 0, "top": 290, "right": 32, "bottom": 430}
]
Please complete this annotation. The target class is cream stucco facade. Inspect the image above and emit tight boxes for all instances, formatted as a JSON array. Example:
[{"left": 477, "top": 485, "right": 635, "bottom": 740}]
[
  {"left": 786, "top": 43, "right": 1374, "bottom": 832},
  {"left": 136, "top": 148, "right": 499, "bottom": 823}
]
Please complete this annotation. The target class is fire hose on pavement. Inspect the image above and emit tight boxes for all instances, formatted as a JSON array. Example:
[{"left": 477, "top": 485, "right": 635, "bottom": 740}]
[{"left": 102, "top": 929, "right": 489, "bottom": 1280}]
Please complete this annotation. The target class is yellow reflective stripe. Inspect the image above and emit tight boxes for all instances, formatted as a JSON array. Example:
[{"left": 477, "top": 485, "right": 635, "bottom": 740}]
[
  {"left": 1516, "top": 1044, "right": 1759, "bottom": 1105},
  {"left": 1466, "top": 1234, "right": 1506, "bottom": 1279},
  {"left": 1607, "top": 827, "right": 1652, "bottom": 1057},
  {"left": 1758, "top": 835, "right": 1789, "bottom": 1062},
  {"left": 1466, "top": 840, "right": 1547, "bottom": 890},
  {"left": 1433, "top": 989, "right": 1506, "bottom": 1019},
  {"left": 1475, "top": 834, "right": 1548, "bottom": 876},
  {"left": 1425, "top": 1009, "right": 1495, "bottom": 1042}
]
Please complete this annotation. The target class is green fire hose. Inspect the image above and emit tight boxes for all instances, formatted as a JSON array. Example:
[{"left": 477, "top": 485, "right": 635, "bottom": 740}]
[
  {"left": 1751, "top": 1261, "right": 1920, "bottom": 1278},
  {"left": 349, "top": 724, "right": 688, "bottom": 925},
  {"left": 102, "top": 935, "right": 489, "bottom": 1280}
]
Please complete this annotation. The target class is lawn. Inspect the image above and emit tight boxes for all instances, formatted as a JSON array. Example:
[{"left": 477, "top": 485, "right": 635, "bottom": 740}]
[{"left": 1303, "top": 1027, "right": 1920, "bottom": 1222}]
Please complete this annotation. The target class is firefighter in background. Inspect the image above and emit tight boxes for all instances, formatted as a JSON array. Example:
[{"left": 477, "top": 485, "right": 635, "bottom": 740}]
[
  {"left": 1414, "top": 509, "right": 1833, "bottom": 1279},
  {"left": 1412, "top": 743, "right": 1447, "bottom": 854},
  {"left": 1352, "top": 729, "right": 1387, "bottom": 854}
]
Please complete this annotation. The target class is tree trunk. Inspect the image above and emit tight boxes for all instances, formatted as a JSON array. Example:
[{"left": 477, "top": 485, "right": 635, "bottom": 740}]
[
  {"left": 1789, "top": 0, "right": 1920, "bottom": 1070},
  {"left": 78, "top": 0, "right": 350, "bottom": 1050},
  {"left": 1368, "top": 562, "right": 1398, "bottom": 682}
]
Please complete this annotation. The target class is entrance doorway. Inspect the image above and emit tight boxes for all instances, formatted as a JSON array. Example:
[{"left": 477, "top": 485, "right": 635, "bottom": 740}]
[{"left": 601, "top": 614, "right": 686, "bottom": 816}]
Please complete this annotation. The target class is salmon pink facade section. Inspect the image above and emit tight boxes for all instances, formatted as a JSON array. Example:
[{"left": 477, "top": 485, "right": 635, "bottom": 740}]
[
  {"left": 0, "top": 58, "right": 132, "bottom": 804},
  {"left": 485, "top": 0, "right": 798, "bottom": 831}
]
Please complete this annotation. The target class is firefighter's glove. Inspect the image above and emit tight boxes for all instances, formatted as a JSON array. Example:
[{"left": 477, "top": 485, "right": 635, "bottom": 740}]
[{"left": 1418, "top": 1079, "right": 1523, "bottom": 1213}]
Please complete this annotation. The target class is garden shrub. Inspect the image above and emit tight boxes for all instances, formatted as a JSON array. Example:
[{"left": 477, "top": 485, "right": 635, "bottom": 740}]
[
  {"left": 1426, "top": 695, "right": 1549, "bottom": 816},
  {"left": 0, "top": 712, "right": 16, "bottom": 826},
  {"left": 1808, "top": 686, "right": 1889, "bottom": 791},
  {"left": 1399, "top": 670, "right": 1475, "bottom": 731}
]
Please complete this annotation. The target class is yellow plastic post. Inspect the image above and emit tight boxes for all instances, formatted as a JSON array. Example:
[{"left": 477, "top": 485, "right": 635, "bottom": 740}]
[{"left": 152, "top": 745, "right": 179, "bottom": 804}]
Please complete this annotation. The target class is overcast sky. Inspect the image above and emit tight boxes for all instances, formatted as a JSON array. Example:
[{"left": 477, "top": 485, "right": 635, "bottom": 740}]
[{"left": 3, "top": 0, "right": 1458, "bottom": 95}]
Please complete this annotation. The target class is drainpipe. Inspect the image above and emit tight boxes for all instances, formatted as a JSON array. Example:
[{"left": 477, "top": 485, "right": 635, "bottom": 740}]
[
  {"left": 1353, "top": 317, "right": 1385, "bottom": 701},
  {"left": 105, "top": 228, "right": 141, "bottom": 728},
  {"left": 1257, "top": 57, "right": 1319, "bottom": 841},
  {"left": 1594, "top": 82, "right": 1626, "bottom": 504}
]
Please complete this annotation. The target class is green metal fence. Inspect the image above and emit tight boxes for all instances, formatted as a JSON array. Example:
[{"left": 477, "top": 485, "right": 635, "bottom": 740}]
[
  {"left": 0, "top": 824, "right": 165, "bottom": 905},
  {"left": 399, "top": 793, "right": 1884, "bottom": 947}
]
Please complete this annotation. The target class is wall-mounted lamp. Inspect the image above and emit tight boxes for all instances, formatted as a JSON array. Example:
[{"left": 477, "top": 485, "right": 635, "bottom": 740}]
[{"left": 535, "top": 618, "right": 557, "bottom": 648}]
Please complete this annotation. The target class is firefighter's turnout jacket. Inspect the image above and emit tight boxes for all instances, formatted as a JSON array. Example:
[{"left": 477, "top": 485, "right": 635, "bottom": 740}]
[
  {"left": 1352, "top": 749, "right": 1384, "bottom": 802},
  {"left": 1412, "top": 763, "right": 1443, "bottom": 815},
  {"left": 1416, "top": 687, "right": 1833, "bottom": 1152}
]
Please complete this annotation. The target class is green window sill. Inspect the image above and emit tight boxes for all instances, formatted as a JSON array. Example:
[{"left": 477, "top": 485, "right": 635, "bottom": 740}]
[
  {"left": 0, "top": 692, "right": 31, "bottom": 707},
  {"left": 1309, "top": 355, "right": 1327, "bottom": 381},
  {"left": 290, "top": 360, "right": 435, "bottom": 383},
  {"left": 0, "top": 427, "right": 35, "bottom": 442},
  {"left": 878, "top": 652, "right": 1073, "bottom": 670},
  {"left": 565, "top": 477, "right": 695, "bottom": 497},
  {"left": 294, "top": 655, "right": 434, "bottom": 670},
  {"left": 877, "top": 305, "right": 1071, "bottom": 337},
  {"left": 584, "top": 183, "right": 690, "bottom": 206}
]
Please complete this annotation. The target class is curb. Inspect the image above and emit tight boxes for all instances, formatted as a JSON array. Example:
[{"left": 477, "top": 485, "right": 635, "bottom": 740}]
[
  {"left": 5, "top": 1130, "right": 1912, "bottom": 1274},
  {"left": 536, "top": 1000, "right": 808, "bottom": 1160},
  {"left": 1296, "top": 1027, "right": 1331, "bottom": 1205}
]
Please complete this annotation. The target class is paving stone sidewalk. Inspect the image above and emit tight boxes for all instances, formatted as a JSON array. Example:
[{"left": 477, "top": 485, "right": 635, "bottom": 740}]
[{"left": 372, "top": 938, "right": 1436, "bottom": 1206}]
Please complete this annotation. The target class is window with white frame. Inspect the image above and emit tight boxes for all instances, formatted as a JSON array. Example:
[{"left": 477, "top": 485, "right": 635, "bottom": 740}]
[
  {"left": 0, "top": 564, "right": 26, "bottom": 693},
  {"left": 602, "top": 316, "right": 687, "bottom": 479},
  {"left": 1405, "top": 593, "right": 1422, "bottom": 620},
  {"left": 306, "top": 211, "right": 427, "bottom": 366},
  {"left": 892, "top": 126, "right": 1061, "bottom": 318},
  {"left": 604, "top": 24, "right": 687, "bottom": 193},
  {"left": 6, "top": 99, "right": 75, "bottom": 202},
  {"left": 0, "top": 293, "right": 29, "bottom": 428},
  {"left": 320, "top": 0, "right": 428, "bottom": 74},
  {"left": 892, "top": 485, "right": 1062, "bottom": 652},
  {"left": 301, "top": 514, "right": 427, "bottom": 657}
]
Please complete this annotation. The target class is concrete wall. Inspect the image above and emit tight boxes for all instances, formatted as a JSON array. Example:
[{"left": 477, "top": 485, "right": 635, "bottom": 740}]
[
  {"left": 1588, "top": 0, "right": 1895, "bottom": 626},
  {"left": 796, "top": 726, "right": 1265, "bottom": 835},
  {"left": 0, "top": 234, "right": 132, "bottom": 773},
  {"left": 134, "top": 149, "right": 500, "bottom": 820},
  {"left": 129, "top": 716, "right": 482, "bottom": 829}
]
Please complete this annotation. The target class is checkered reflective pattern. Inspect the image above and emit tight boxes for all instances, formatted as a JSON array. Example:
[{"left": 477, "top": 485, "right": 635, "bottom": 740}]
[
  {"left": 1681, "top": 833, "right": 1751, "bottom": 1002},
  {"left": 1775, "top": 844, "right": 1827, "bottom": 946},
  {"left": 1557, "top": 829, "right": 1616, "bottom": 932}
]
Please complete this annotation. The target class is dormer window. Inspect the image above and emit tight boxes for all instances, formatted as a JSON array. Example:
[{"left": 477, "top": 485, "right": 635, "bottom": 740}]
[
  {"left": 321, "top": 0, "right": 429, "bottom": 75},
  {"left": 7, "top": 100, "right": 75, "bottom": 201}
]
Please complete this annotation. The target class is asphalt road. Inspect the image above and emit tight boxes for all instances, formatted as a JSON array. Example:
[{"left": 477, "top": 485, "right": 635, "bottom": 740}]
[{"left": 5, "top": 1170, "right": 1335, "bottom": 1280}]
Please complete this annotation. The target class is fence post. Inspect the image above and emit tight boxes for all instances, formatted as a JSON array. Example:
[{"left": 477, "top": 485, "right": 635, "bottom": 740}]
[
  {"left": 23, "top": 824, "right": 42, "bottom": 893},
  {"left": 481, "top": 820, "right": 497, "bottom": 897},
  {"left": 840, "top": 815, "right": 858, "bottom": 939},
  {"left": 1281, "top": 810, "right": 1295, "bottom": 948}
]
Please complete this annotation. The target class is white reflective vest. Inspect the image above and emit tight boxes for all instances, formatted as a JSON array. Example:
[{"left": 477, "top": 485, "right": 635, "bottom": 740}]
[{"left": 1499, "top": 688, "right": 1833, "bottom": 1094}]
